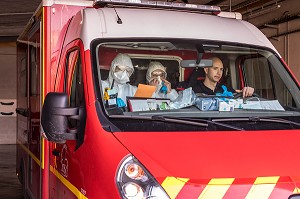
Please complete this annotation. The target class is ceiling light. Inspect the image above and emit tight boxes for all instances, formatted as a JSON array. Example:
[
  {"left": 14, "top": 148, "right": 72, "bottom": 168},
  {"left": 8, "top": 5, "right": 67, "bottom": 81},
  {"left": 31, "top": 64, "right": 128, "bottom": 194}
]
[{"left": 247, "top": 4, "right": 281, "bottom": 19}]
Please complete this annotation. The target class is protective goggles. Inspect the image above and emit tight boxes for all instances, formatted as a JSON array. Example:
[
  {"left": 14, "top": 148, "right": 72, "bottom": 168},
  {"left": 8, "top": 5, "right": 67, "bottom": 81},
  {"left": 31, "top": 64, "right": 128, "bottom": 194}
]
[
  {"left": 151, "top": 70, "right": 166, "bottom": 79},
  {"left": 115, "top": 65, "right": 133, "bottom": 74}
]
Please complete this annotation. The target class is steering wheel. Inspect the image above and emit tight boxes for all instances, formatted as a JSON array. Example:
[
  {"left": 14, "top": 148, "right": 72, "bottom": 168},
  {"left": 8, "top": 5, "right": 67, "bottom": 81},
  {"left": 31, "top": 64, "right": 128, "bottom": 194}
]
[{"left": 233, "top": 92, "right": 260, "bottom": 99}]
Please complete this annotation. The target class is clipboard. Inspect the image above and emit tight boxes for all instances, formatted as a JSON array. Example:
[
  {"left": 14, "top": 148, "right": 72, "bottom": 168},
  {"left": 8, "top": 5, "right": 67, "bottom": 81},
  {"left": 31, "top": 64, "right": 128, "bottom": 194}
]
[{"left": 134, "top": 84, "right": 156, "bottom": 98}]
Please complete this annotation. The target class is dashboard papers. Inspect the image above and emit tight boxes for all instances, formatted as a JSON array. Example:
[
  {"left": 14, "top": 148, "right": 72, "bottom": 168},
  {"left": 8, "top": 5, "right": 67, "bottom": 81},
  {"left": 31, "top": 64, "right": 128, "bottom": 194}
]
[
  {"left": 127, "top": 97, "right": 170, "bottom": 112},
  {"left": 243, "top": 100, "right": 285, "bottom": 111}
]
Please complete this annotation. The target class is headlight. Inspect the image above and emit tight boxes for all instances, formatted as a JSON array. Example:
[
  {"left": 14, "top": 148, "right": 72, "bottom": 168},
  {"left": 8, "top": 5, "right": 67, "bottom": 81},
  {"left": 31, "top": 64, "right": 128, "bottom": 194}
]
[{"left": 116, "top": 155, "right": 170, "bottom": 199}]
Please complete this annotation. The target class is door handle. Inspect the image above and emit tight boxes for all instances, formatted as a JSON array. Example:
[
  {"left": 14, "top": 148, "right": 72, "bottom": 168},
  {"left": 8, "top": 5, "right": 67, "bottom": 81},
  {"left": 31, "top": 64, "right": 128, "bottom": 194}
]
[{"left": 52, "top": 149, "right": 60, "bottom": 157}]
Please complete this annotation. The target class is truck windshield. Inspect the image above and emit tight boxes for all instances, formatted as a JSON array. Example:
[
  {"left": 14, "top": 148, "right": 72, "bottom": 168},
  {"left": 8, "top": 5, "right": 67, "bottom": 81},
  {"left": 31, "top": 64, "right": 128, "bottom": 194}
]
[{"left": 93, "top": 39, "right": 300, "bottom": 131}]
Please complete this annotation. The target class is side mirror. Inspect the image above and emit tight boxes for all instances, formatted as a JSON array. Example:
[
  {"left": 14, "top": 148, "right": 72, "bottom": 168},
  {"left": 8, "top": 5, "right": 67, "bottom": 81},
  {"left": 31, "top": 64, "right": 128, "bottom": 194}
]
[
  {"left": 41, "top": 92, "right": 78, "bottom": 143},
  {"left": 181, "top": 59, "right": 212, "bottom": 68}
]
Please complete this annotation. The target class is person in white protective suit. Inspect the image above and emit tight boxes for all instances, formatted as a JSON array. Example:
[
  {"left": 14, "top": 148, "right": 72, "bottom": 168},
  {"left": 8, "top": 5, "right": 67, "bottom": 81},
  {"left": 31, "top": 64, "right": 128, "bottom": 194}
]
[
  {"left": 101, "top": 53, "right": 137, "bottom": 106},
  {"left": 146, "top": 61, "right": 178, "bottom": 101}
]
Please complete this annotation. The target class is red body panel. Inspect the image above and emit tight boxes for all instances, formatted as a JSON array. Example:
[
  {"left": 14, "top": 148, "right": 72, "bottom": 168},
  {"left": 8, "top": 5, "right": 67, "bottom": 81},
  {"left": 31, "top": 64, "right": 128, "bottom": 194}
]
[
  {"left": 114, "top": 130, "right": 300, "bottom": 178},
  {"left": 114, "top": 130, "right": 300, "bottom": 197}
]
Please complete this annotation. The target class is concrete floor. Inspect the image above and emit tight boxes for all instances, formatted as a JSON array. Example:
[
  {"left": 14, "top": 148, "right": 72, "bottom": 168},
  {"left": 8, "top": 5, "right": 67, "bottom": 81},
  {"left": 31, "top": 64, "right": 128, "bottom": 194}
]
[{"left": 0, "top": 145, "right": 23, "bottom": 199}]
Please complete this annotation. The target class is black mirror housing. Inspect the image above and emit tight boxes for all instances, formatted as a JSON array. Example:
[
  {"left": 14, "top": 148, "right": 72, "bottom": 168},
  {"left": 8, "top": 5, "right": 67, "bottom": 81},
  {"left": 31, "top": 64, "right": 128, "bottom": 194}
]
[{"left": 41, "top": 92, "right": 78, "bottom": 143}]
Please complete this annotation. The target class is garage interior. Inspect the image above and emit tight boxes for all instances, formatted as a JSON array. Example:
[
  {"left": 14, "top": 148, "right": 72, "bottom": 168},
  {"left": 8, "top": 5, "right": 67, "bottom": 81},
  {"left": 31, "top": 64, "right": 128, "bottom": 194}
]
[
  {"left": 0, "top": 0, "right": 299, "bottom": 144},
  {"left": 0, "top": 0, "right": 299, "bottom": 198}
]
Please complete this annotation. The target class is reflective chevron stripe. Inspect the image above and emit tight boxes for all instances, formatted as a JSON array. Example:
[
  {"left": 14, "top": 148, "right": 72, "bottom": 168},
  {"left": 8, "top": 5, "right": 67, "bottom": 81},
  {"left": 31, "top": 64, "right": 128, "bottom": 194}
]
[
  {"left": 198, "top": 178, "right": 235, "bottom": 199},
  {"left": 162, "top": 177, "right": 189, "bottom": 199},
  {"left": 245, "top": 176, "right": 279, "bottom": 199},
  {"left": 161, "top": 176, "right": 299, "bottom": 199}
]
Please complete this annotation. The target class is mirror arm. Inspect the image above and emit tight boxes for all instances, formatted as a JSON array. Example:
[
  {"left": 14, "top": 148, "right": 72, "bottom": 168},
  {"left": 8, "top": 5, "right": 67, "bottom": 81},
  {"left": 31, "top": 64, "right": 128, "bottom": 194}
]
[
  {"left": 63, "top": 129, "right": 77, "bottom": 140},
  {"left": 195, "top": 44, "right": 204, "bottom": 64},
  {"left": 196, "top": 53, "right": 203, "bottom": 65}
]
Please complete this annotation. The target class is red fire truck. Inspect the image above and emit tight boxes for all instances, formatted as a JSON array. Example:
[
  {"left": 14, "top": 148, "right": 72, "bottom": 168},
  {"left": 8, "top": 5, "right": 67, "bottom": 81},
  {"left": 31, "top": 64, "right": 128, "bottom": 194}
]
[{"left": 16, "top": 0, "right": 300, "bottom": 199}]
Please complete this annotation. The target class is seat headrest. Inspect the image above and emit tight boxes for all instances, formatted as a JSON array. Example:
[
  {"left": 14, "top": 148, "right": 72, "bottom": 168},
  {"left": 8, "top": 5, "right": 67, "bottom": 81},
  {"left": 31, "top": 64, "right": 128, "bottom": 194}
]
[{"left": 188, "top": 67, "right": 205, "bottom": 87}]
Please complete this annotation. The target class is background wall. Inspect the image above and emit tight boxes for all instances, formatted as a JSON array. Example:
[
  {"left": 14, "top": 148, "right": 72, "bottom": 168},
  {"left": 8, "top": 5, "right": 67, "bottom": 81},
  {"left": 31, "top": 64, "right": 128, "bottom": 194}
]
[
  {"left": 248, "top": 0, "right": 300, "bottom": 81},
  {"left": 0, "top": 42, "right": 17, "bottom": 144},
  {"left": 265, "top": 22, "right": 300, "bottom": 81}
]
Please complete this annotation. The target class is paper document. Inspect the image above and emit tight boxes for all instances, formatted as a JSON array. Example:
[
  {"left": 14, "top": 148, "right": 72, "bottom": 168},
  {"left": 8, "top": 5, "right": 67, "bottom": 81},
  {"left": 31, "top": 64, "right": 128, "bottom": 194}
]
[
  {"left": 129, "top": 100, "right": 150, "bottom": 112},
  {"left": 259, "top": 100, "right": 285, "bottom": 111},
  {"left": 134, "top": 84, "right": 156, "bottom": 98},
  {"left": 127, "top": 98, "right": 170, "bottom": 112},
  {"left": 242, "top": 100, "right": 285, "bottom": 111}
]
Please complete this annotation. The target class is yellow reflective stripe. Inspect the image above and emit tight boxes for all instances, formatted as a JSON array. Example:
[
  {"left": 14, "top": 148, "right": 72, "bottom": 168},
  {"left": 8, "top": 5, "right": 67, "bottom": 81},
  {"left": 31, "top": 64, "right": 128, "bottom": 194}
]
[
  {"left": 17, "top": 140, "right": 41, "bottom": 166},
  {"left": 41, "top": 137, "right": 44, "bottom": 169},
  {"left": 162, "top": 177, "right": 189, "bottom": 199},
  {"left": 245, "top": 176, "right": 279, "bottom": 199},
  {"left": 198, "top": 178, "right": 235, "bottom": 199},
  {"left": 41, "top": 7, "right": 45, "bottom": 170},
  {"left": 50, "top": 165, "right": 88, "bottom": 199},
  {"left": 293, "top": 187, "right": 300, "bottom": 193},
  {"left": 42, "top": 6, "right": 45, "bottom": 103}
]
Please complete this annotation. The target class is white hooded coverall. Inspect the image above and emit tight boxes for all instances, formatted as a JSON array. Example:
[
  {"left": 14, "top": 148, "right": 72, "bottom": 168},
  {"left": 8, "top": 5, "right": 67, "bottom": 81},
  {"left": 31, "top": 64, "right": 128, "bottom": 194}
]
[
  {"left": 101, "top": 53, "right": 137, "bottom": 104},
  {"left": 146, "top": 61, "right": 178, "bottom": 101}
]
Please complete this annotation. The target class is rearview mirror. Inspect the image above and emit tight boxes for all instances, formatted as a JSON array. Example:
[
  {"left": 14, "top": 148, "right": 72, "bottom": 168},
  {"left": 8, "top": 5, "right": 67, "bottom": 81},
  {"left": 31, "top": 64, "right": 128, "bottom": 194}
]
[
  {"left": 41, "top": 92, "right": 78, "bottom": 143},
  {"left": 181, "top": 59, "right": 212, "bottom": 68}
]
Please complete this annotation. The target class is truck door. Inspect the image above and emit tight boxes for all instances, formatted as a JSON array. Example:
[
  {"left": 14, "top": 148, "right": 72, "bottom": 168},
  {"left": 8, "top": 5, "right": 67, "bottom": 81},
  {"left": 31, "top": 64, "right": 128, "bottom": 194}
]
[
  {"left": 16, "top": 24, "right": 41, "bottom": 199},
  {"left": 50, "top": 41, "right": 86, "bottom": 198}
]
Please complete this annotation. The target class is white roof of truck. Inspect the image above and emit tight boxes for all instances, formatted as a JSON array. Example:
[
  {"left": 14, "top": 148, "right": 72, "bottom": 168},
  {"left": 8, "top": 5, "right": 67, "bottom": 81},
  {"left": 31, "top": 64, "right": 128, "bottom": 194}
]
[{"left": 73, "top": 7, "right": 277, "bottom": 53}]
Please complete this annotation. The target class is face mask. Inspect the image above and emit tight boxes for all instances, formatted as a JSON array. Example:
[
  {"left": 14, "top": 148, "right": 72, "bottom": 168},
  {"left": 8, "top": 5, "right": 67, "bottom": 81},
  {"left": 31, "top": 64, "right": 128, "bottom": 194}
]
[{"left": 114, "top": 71, "right": 130, "bottom": 84}]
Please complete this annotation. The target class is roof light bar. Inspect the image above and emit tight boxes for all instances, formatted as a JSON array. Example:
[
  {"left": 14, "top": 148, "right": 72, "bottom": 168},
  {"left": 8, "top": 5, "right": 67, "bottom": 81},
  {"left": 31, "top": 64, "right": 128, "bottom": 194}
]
[
  {"left": 94, "top": 0, "right": 221, "bottom": 13},
  {"left": 218, "top": 12, "right": 242, "bottom": 19}
]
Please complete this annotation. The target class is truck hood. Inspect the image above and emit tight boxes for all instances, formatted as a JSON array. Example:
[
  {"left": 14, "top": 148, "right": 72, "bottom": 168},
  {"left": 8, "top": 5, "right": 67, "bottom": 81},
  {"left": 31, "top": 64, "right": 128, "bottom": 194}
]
[{"left": 114, "top": 130, "right": 300, "bottom": 198}]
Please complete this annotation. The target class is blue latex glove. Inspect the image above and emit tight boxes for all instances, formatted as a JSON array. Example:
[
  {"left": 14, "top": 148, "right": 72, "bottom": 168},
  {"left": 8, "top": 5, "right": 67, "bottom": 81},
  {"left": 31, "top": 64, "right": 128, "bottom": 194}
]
[
  {"left": 116, "top": 98, "right": 126, "bottom": 108},
  {"left": 216, "top": 85, "right": 233, "bottom": 97},
  {"left": 159, "top": 82, "right": 168, "bottom": 95}
]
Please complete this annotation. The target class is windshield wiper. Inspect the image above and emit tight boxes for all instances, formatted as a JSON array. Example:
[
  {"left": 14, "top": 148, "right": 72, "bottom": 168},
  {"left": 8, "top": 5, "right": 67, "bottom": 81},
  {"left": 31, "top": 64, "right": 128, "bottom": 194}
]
[
  {"left": 212, "top": 116, "right": 300, "bottom": 128},
  {"left": 109, "top": 115, "right": 208, "bottom": 127},
  {"left": 110, "top": 115, "right": 244, "bottom": 130},
  {"left": 162, "top": 116, "right": 244, "bottom": 131},
  {"left": 119, "top": 115, "right": 244, "bottom": 131}
]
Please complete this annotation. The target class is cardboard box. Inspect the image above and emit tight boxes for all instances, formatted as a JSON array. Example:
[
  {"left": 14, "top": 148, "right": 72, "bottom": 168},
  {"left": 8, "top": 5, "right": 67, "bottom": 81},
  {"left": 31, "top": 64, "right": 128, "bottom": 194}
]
[{"left": 219, "top": 101, "right": 234, "bottom": 112}]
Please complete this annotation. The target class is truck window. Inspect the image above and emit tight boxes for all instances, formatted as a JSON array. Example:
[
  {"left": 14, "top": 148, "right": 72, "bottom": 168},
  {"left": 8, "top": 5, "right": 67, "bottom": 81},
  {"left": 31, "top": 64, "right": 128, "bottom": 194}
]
[
  {"left": 68, "top": 50, "right": 84, "bottom": 109},
  {"left": 241, "top": 56, "right": 294, "bottom": 106},
  {"left": 65, "top": 49, "right": 86, "bottom": 146},
  {"left": 20, "top": 57, "right": 27, "bottom": 97},
  {"left": 30, "top": 46, "right": 39, "bottom": 96},
  {"left": 270, "top": 64, "right": 295, "bottom": 107},
  {"left": 93, "top": 40, "right": 300, "bottom": 131},
  {"left": 241, "top": 57, "right": 275, "bottom": 99}
]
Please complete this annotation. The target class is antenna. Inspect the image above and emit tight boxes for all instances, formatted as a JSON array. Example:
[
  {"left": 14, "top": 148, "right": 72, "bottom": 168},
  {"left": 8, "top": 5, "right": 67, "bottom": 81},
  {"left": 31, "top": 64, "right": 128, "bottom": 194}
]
[{"left": 113, "top": 7, "right": 122, "bottom": 24}]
